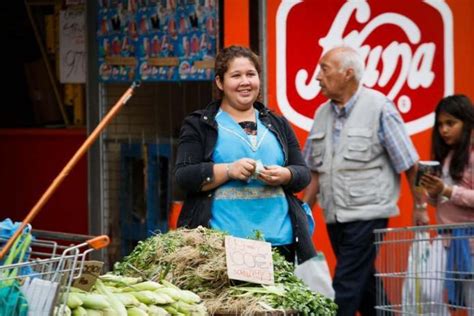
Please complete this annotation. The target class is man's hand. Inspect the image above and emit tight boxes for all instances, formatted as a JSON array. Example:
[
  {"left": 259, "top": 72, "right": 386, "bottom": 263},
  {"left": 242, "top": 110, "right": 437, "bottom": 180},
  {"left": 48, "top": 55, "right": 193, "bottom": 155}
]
[
  {"left": 406, "top": 164, "right": 429, "bottom": 226},
  {"left": 303, "top": 171, "right": 319, "bottom": 208},
  {"left": 413, "top": 208, "right": 429, "bottom": 226}
]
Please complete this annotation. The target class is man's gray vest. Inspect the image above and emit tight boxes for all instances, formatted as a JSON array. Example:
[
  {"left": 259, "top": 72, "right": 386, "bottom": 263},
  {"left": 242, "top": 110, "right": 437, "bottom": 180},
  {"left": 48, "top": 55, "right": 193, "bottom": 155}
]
[{"left": 308, "top": 87, "right": 400, "bottom": 223}]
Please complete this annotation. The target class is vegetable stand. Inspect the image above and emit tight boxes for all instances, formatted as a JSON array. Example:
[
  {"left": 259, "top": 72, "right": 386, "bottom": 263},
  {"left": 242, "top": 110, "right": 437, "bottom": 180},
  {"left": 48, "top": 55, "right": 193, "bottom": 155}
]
[
  {"left": 114, "top": 227, "right": 338, "bottom": 315},
  {"left": 0, "top": 229, "right": 109, "bottom": 315}
]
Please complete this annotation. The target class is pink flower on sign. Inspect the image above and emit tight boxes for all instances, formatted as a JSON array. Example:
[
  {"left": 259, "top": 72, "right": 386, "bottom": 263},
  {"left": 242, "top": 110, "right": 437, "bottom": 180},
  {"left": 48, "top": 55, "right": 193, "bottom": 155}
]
[{"left": 276, "top": 0, "right": 453, "bottom": 135}]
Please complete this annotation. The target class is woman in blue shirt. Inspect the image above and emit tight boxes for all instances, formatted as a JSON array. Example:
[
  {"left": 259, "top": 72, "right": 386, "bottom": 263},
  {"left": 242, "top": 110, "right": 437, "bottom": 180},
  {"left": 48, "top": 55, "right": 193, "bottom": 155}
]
[{"left": 175, "top": 45, "right": 314, "bottom": 263}]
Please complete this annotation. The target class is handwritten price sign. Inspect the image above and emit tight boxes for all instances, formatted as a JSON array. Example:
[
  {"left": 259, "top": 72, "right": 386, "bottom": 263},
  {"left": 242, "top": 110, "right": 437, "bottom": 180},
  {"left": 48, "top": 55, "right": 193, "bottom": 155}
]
[
  {"left": 60, "top": 8, "right": 86, "bottom": 83},
  {"left": 72, "top": 260, "right": 103, "bottom": 291},
  {"left": 225, "top": 236, "right": 274, "bottom": 285}
]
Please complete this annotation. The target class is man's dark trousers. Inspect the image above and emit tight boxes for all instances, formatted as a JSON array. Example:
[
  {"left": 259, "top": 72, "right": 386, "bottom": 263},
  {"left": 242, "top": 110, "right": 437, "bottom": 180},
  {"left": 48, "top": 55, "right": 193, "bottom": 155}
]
[{"left": 327, "top": 218, "right": 388, "bottom": 316}]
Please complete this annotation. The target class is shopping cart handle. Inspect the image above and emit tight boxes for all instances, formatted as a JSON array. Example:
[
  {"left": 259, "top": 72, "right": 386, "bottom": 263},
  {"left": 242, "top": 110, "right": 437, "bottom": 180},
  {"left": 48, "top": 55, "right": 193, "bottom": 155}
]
[{"left": 87, "top": 235, "right": 110, "bottom": 250}]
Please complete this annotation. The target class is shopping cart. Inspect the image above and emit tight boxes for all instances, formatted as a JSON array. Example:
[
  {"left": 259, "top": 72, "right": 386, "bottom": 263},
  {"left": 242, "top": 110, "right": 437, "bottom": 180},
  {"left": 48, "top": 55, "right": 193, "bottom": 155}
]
[
  {"left": 0, "top": 228, "right": 109, "bottom": 315},
  {"left": 374, "top": 223, "right": 474, "bottom": 315}
]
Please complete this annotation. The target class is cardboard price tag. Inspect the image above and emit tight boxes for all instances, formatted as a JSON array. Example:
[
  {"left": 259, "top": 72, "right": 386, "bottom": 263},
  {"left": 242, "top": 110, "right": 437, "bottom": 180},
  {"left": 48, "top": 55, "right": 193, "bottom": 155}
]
[
  {"left": 72, "top": 260, "right": 104, "bottom": 291},
  {"left": 225, "top": 236, "right": 274, "bottom": 285}
]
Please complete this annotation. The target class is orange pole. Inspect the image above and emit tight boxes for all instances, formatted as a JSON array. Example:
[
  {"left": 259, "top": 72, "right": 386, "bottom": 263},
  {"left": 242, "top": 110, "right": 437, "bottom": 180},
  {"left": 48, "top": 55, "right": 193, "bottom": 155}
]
[{"left": 0, "top": 82, "right": 140, "bottom": 260}]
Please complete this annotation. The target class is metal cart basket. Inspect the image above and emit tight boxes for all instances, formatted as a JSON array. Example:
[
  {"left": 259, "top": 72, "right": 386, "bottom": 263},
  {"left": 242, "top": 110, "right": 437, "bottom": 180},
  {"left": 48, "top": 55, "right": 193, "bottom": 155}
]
[
  {"left": 374, "top": 223, "right": 474, "bottom": 315},
  {"left": 0, "top": 229, "right": 109, "bottom": 315}
]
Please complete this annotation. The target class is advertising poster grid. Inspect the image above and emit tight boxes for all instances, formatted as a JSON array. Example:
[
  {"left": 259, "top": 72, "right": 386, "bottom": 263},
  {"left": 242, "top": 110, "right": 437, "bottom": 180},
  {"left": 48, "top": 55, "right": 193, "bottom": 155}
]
[{"left": 97, "top": 0, "right": 218, "bottom": 82}]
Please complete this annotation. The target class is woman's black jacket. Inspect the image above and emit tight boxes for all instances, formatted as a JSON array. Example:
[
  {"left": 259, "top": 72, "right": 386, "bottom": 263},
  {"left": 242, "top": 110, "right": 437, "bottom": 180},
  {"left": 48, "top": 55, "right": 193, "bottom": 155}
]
[{"left": 174, "top": 100, "right": 316, "bottom": 262}]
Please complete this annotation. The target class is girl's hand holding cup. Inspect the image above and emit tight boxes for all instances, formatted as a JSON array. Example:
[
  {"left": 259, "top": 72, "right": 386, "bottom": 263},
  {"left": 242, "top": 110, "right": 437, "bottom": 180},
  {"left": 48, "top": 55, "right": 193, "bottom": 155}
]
[{"left": 420, "top": 173, "right": 445, "bottom": 197}]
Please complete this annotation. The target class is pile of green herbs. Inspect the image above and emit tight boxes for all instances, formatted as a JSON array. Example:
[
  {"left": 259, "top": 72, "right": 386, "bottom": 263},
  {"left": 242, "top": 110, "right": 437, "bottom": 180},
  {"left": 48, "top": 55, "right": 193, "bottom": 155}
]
[{"left": 114, "top": 227, "right": 337, "bottom": 315}]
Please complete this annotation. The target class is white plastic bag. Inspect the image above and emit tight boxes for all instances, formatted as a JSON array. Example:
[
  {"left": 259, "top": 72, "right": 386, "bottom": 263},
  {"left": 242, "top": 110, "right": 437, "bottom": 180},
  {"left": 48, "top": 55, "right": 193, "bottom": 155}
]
[
  {"left": 422, "top": 235, "right": 449, "bottom": 315},
  {"left": 402, "top": 231, "right": 431, "bottom": 315},
  {"left": 294, "top": 252, "right": 335, "bottom": 299}
]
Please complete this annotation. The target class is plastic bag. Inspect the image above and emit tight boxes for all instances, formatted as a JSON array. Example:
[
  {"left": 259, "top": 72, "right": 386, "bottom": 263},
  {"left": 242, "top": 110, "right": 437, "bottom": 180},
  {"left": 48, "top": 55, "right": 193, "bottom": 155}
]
[
  {"left": 402, "top": 231, "right": 430, "bottom": 315},
  {"left": 294, "top": 252, "right": 335, "bottom": 299},
  {"left": 422, "top": 235, "right": 449, "bottom": 315},
  {"left": 0, "top": 218, "right": 33, "bottom": 276},
  {"left": 0, "top": 232, "right": 32, "bottom": 316}
]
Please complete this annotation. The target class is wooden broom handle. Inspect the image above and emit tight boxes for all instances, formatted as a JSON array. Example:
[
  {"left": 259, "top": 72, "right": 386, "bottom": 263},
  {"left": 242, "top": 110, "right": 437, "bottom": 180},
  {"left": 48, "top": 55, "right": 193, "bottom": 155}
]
[{"left": 0, "top": 82, "right": 140, "bottom": 260}]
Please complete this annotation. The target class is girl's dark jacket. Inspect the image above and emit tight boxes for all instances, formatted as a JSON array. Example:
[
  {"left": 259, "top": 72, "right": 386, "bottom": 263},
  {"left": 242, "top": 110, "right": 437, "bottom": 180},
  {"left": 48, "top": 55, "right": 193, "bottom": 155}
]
[{"left": 174, "top": 100, "right": 316, "bottom": 263}]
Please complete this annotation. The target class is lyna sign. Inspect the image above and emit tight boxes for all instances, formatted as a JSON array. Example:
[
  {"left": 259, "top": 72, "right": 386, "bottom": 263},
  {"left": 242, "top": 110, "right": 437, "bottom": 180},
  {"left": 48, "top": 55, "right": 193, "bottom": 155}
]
[{"left": 276, "top": 0, "right": 453, "bottom": 135}]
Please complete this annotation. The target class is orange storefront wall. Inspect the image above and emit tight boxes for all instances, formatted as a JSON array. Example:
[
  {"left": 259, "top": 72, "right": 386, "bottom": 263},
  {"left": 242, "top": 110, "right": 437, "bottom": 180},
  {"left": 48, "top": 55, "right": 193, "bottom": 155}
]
[
  {"left": 223, "top": 0, "right": 474, "bottom": 274},
  {"left": 264, "top": 0, "right": 474, "bottom": 274}
]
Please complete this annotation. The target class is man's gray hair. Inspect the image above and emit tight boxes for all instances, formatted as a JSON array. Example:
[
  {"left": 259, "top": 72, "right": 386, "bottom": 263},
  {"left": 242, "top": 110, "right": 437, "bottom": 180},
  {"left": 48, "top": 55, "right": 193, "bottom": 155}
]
[{"left": 334, "top": 46, "right": 365, "bottom": 82}]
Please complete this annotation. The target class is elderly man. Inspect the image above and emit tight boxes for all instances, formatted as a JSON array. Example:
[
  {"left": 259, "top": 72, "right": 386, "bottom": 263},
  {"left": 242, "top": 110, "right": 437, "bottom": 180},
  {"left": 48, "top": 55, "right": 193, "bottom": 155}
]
[{"left": 303, "top": 46, "right": 426, "bottom": 315}]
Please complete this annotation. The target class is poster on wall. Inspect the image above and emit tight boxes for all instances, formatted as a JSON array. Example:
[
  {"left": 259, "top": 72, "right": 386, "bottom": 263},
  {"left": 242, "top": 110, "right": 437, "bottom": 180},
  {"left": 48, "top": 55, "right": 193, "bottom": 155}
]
[
  {"left": 60, "top": 8, "right": 86, "bottom": 83},
  {"left": 97, "top": 0, "right": 218, "bottom": 82},
  {"left": 274, "top": 0, "right": 453, "bottom": 137}
]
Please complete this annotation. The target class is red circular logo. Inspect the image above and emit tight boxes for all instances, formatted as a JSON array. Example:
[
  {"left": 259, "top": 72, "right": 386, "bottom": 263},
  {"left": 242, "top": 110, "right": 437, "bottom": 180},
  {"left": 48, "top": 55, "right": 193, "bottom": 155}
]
[{"left": 276, "top": 0, "right": 453, "bottom": 134}]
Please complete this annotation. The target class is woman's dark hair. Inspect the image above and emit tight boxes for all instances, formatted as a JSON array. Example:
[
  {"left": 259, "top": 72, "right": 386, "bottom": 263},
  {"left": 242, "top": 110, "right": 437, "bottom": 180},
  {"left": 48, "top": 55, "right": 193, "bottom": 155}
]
[
  {"left": 214, "top": 45, "right": 261, "bottom": 98},
  {"left": 432, "top": 94, "right": 474, "bottom": 181}
]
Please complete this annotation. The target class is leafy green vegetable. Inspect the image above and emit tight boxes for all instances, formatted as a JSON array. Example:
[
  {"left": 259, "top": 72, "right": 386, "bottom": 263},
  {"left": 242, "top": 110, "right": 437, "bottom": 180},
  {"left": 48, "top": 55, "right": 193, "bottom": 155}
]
[{"left": 113, "top": 227, "right": 337, "bottom": 315}]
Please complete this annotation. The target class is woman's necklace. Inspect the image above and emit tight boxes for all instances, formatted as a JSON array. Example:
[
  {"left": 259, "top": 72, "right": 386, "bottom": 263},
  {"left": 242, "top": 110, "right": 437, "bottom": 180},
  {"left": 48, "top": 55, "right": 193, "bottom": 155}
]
[{"left": 238, "top": 111, "right": 258, "bottom": 150}]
